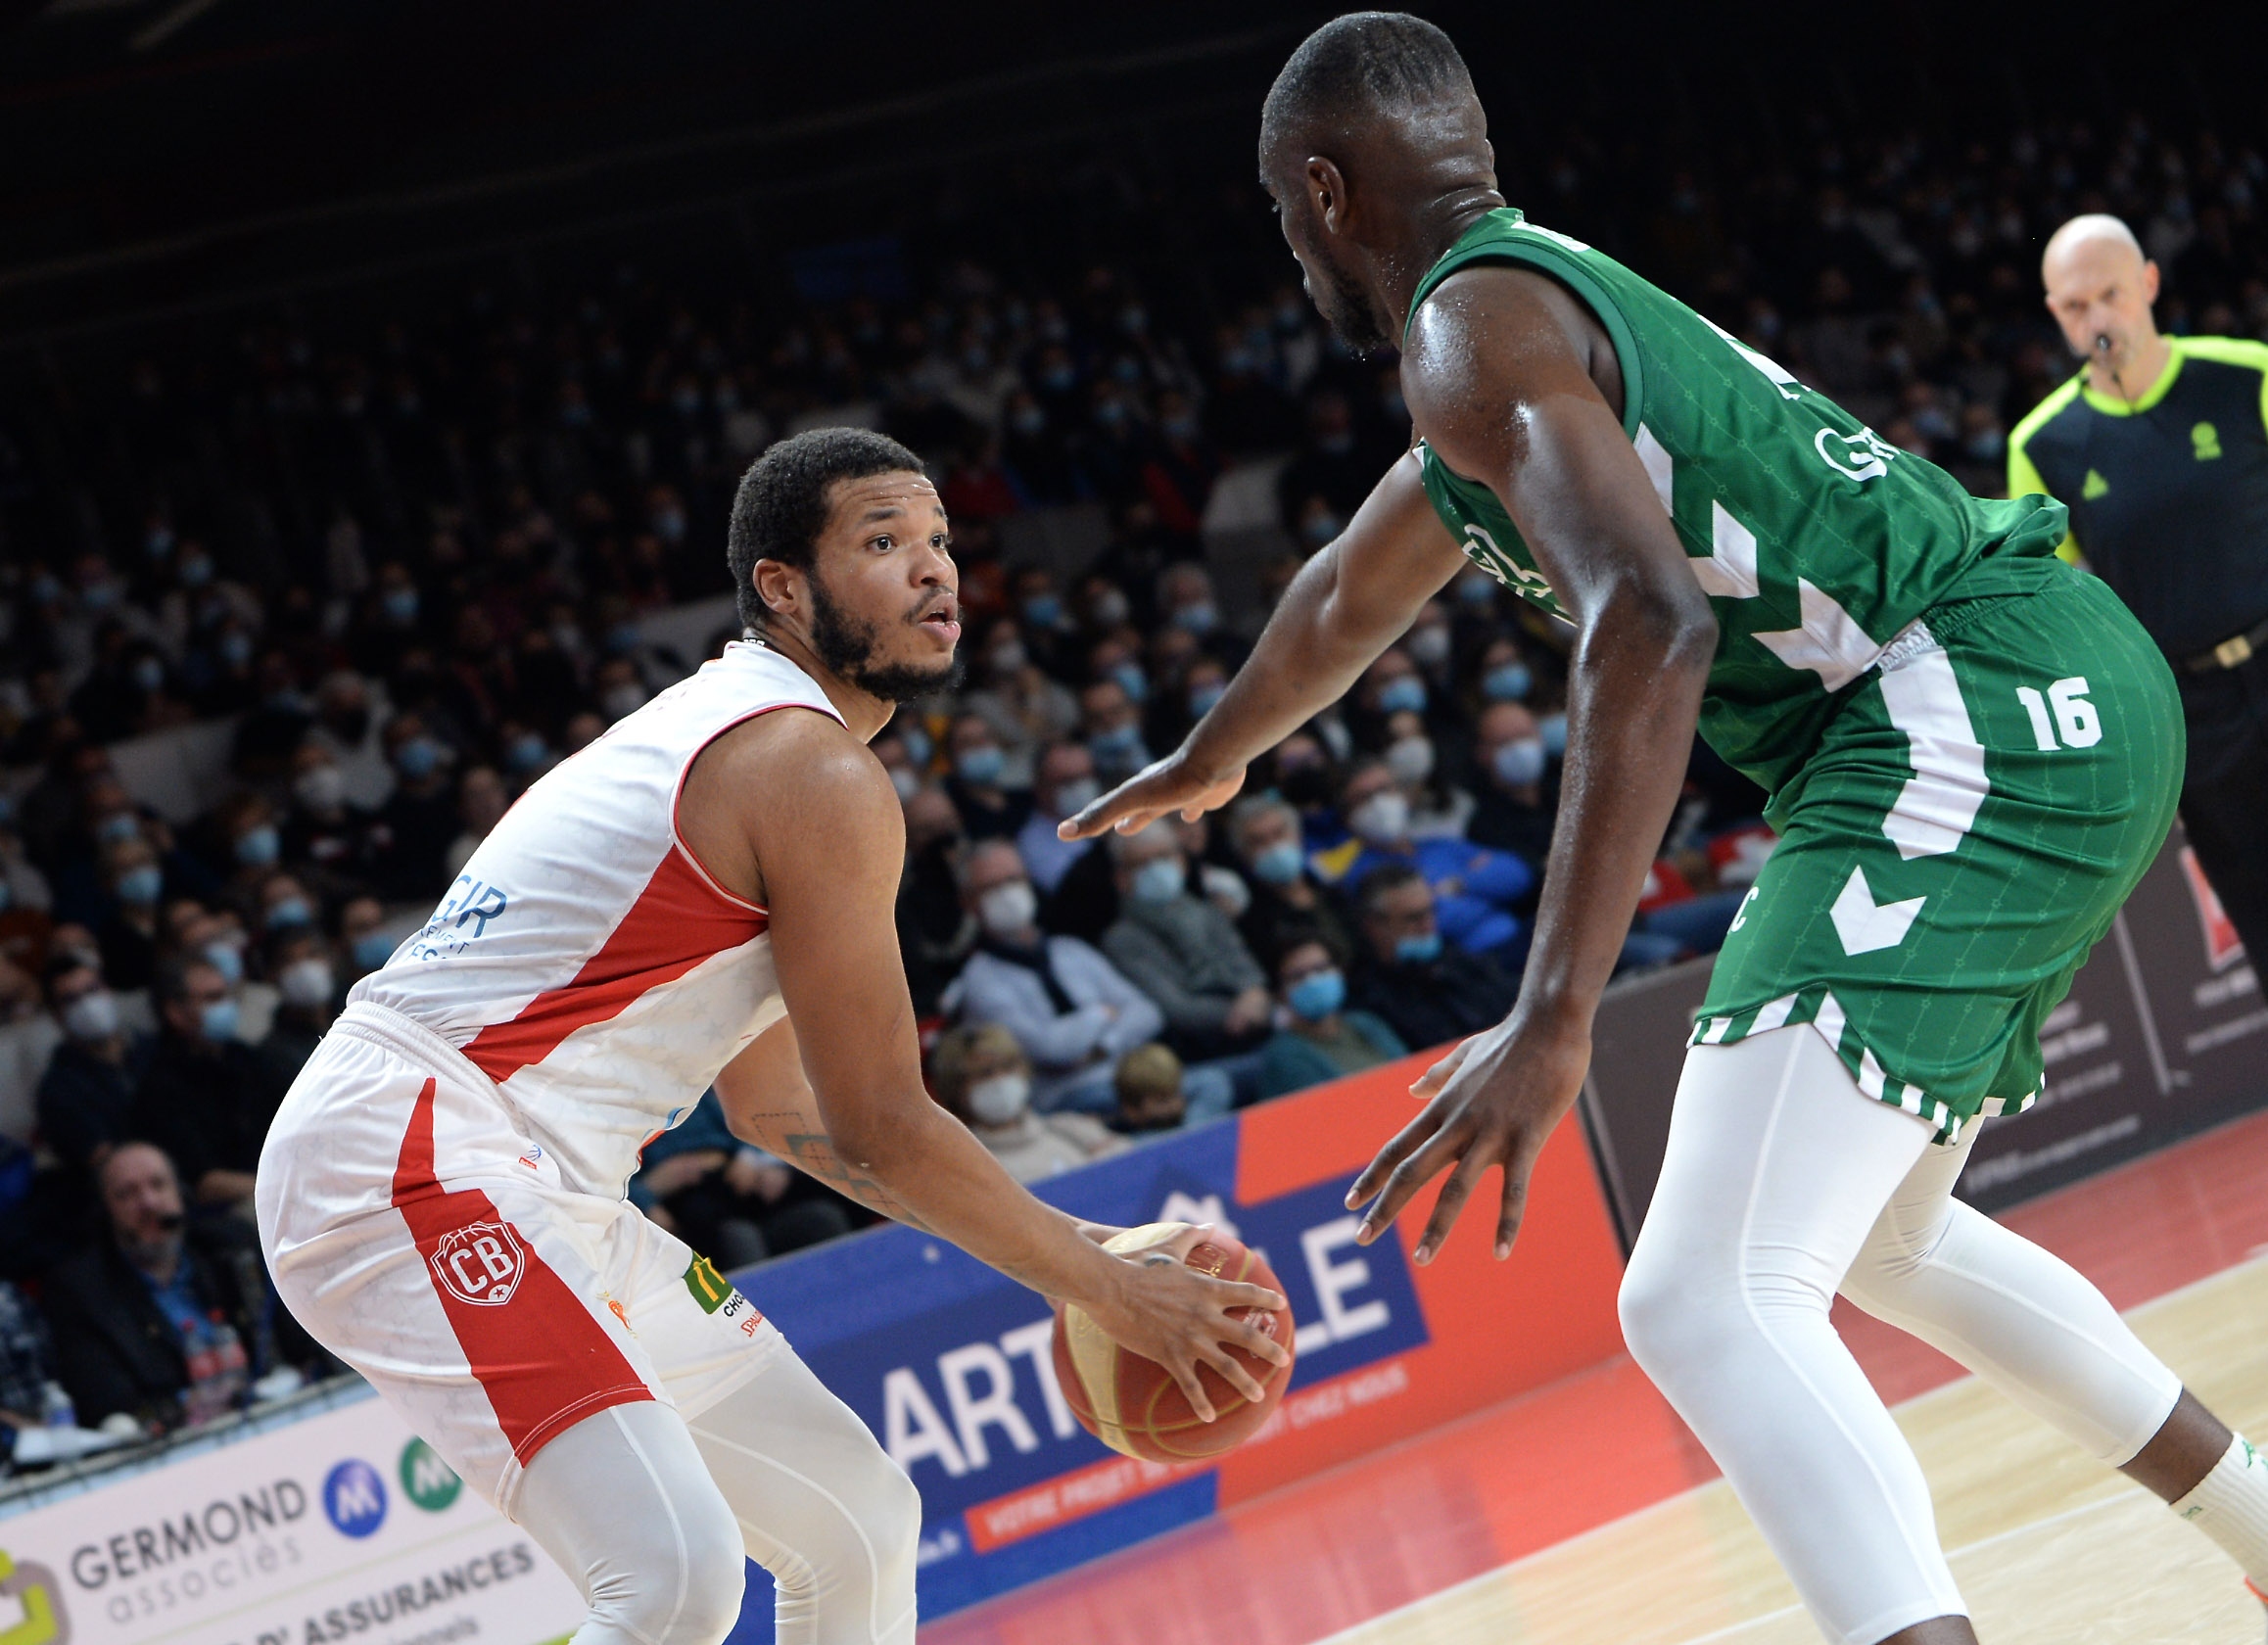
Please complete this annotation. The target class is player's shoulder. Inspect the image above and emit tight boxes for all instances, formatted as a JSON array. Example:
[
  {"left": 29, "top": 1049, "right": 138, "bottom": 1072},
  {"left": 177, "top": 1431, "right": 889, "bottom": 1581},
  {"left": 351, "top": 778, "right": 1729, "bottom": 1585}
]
[
  {"left": 703, "top": 704, "right": 894, "bottom": 817},
  {"left": 2173, "top": 335, "right": 2268, "bottom": 375},
  {"left": 2008, "top": 373, "right": 2087, "bottom": 450}
]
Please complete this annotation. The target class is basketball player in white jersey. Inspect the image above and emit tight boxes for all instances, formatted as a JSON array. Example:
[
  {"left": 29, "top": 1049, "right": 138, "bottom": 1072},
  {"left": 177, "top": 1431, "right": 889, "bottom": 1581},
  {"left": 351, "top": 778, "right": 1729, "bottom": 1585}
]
[{"left": 256, "top": 428, "right": 1287, "bottom": 1645}]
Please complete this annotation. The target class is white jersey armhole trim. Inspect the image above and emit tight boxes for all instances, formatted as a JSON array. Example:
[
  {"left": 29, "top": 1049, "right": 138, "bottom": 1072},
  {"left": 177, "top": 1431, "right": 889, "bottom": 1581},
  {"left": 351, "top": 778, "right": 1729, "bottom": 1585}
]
[{"left": 668, "top": 699, "right": 843, "bottom": 916}]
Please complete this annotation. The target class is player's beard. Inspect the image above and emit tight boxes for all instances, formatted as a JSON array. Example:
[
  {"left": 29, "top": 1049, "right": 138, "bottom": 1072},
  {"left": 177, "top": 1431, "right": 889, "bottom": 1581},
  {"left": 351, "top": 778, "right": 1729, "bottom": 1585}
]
[
  {"left": 807, "top": 572, "right": 963, "bottom": 703},
  {"left": 1308, "top": 247, "right": 1393, "bottom": 358}
]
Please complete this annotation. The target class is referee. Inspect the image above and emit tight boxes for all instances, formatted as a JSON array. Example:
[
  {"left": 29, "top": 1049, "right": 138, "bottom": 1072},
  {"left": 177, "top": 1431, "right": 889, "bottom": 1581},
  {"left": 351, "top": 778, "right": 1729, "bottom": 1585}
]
[{"left": 2010, "top": 212, "right": 2268, "bottom": 964}]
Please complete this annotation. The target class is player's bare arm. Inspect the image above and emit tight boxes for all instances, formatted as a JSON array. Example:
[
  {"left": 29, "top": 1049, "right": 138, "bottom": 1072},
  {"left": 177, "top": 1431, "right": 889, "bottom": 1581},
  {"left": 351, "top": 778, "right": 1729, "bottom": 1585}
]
[
  {"left": 684, "top": 707, "right": 1287, "bottom": 1418},
  {"left": 1345, "top": 263, "right": 1717, "bottom": 1262},
  {"left": 1060, "top": 453, "right": 1467, "bottom": 840}
]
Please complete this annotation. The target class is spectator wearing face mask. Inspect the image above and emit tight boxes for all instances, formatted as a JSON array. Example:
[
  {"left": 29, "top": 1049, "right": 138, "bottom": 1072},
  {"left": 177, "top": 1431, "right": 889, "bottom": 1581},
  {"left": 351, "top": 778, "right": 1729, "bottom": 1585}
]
[
  {"left": 1226, "top": 795, "right": 1353, "bottom": 973},
  {"left": 94, "top": 832, "right": 165, "bottom": 992},
  {"left": 943, "top": 714, "right": 1030, "bottom": 842},
  {"left": 281, "top": 742, "right": 381, "bottom": 900},
  {"left": 963, "top": 622, "right": 1079, "bottom": 787},
  {"left": 947, "top": 841, "right": 1173, "bottom": 1116},
  {"left": 930, "top": 1025, "right": 1125, "bottom": 1186},
  {"left": 376, "top": 713, "right": 457, "bottom": 898},
  {"left": 1399, "top": 601, "right": 1457, "bottom": 697},
  {"left": 1258, "top": 935, "right": 1407, "bottom": 1101},
  {"left": 1380, "top": 709, "right": 1471, "bottom": 840},
  {"left": 1275, "top": 386, "right": 1378, "bottom": 532},
  {"left": 1102, "top": 822, "right": 1272, "bottom": 1075},
  {"left": 1155, "top": 564, "right": 1244, "bottom": 667},
  {"left": 1350, "top": 646, "right": 1436, "bottom": 753},
  {"left": 129, "top": 957, "right": 289, "bottom": 1218},
  {"left": 1347, "top": 865, "right": 1519, "bottom": 1055},
  {"left": 1016, "top": 742, "right": 1101, "bottom": 896},
  {"left": 35, "top": 953, "right": 151, "bottom": 1216},
  {"left": 1311, "top": 759, "right": 1532, "bottom": 960},
  {"left": 1466, "top": 702, "right": 1557, "bottom": 864},
  {"left": 253, "top": 925, "right": 334, "bottom": 1090},
  {"left": 897, "top": 786, "right": 972, "bottom": 1016},
  {"left": 44, "top": 1142, "right": 320, "bottom": 1433},
  {"left": 1079, "top": 676, "right": 1151, "bottom": 787},
  {"left": 338, "top": 895, "right": 397, "bottom": 983}
]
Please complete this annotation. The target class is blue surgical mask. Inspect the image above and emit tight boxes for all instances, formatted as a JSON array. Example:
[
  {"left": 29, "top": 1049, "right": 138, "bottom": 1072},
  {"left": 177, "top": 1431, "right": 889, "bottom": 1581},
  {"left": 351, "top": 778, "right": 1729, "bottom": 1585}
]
[
  {"left": 1394, "top": 932, "right": 1442, "bottom": 965},
  {"left": 218, "top": 631, "right": 254, "bottom": 668},
  {"left": 1491, "top": 737, "right": 1548, "bottom": 788},
  {"left": 97, "top": 812, "right": 141, "bottom": 845},
  {"left": 1021, "top": 594, "right": 1063, "bottom": 629},
  {"left": 131, "top": 656, "right": 165, "bottom": 692},
  {"left": 1539, "top": 712, "right": 1569, "bottom": 757},
  {"left": 1110, "top": 662, "right": 1149, "bottom": 704},
  {"left": 234, "top": 824, "right": 280, "bottom": 867},
  {"left": 507, "top": 733, "right": 548, "bottom": 773},
  {"left": 381, "top": 588, "right": 419, "bottom": 625},
  {"left": 266, "top": 896, "right": 313, "bottom": 930},
  {"left": 955, "top": 745, "right": 1006, "bottom": 787},
  {"left": 1456, "top": 574, "right": 1497, "bottom": 609},
  {"left": 1188, "top": 682, "right": 1226, "bottom": 719},
  {"left": 1377, "top": 678, "right": 1428, "bottom": 716},
  {"left": 899, "top": 725, "right": 933, "bottom": 769},
  {"left": 352, "top": 932, "right": 397, "bottom": 971},
  {"left": 395, "top": 736, "right": 442, "bottom": 779},
  {"left": 204, "top": 939, "right": 244, "bottom": 985},
  {"left": 1251, "top": 840, "right": 1303, "bottom": 886},
  {"left": 1090, "top": 725, "right": 1145, "bottom": 764},
  {"left": 199, "top": 998, "right": 241, "bottom": 1042},
  {"left": 1172, "top": 602, "right": 1218, "bottom": 636},
  {"left": 1129, "top": 858, "right": 1185, "bottom": 906},
  {"left": 1286, "top": 969, "right": 1347, "bottom": 1022},
  {"left": 115, "top": 865, "right": 163, "bottom": 906},
  {"left": 1483, "top": 662, "right": 1534, "bottom": 703}
]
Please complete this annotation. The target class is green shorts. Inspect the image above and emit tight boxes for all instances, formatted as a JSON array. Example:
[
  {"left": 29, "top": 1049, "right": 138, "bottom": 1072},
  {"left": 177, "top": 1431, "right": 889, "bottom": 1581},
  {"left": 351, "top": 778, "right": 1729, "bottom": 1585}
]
[{"left": 1692, "top": 568, "right": 2183, "bottom": 1142}]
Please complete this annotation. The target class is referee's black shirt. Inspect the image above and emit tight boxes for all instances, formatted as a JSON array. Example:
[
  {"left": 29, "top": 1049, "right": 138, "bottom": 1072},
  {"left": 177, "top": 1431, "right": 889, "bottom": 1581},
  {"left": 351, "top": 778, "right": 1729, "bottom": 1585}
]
[{"left": 2008, "top": 336, "right": 2268, "bottom": 660}]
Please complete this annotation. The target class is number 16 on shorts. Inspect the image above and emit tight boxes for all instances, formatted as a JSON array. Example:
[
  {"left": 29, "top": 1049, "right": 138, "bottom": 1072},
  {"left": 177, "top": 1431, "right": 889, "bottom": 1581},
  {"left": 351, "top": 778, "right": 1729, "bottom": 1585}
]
[{"left": 2015, "top": 677, "right": 2103, "bottom": 751}]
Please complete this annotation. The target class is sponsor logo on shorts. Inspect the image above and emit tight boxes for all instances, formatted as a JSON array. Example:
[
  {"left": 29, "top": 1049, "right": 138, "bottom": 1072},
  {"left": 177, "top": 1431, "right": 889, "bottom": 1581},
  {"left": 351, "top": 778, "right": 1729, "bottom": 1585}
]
[
  {"left": 430, "top": 1223, "right": 526, "bottom": 1306},
  {"left": 684, "top": 1256, "right": 733, "bottom": 1314},
  {"left": 322, "top": 1461, "right": 388, "bottom": 1539},
  {"left": 398, "top": 1440, "right": 462, "bottom": 1514},
  {"left": 0, "top": 1550, "right": 69, "bottom": 1645}
]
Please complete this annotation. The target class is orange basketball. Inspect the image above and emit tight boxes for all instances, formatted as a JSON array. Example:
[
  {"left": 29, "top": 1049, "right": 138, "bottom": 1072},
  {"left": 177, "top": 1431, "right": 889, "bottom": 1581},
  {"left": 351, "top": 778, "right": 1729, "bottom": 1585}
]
[{"left": 1052, "top": 1223, "right": 1295, "bottom": 1462}]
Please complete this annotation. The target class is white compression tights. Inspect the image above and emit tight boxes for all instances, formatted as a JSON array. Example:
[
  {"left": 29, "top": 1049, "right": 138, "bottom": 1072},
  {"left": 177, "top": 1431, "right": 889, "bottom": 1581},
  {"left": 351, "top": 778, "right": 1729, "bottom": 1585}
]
[
  {"left": 1619, "top": 1027, "right": 2182, "bottom": 1645},
  {"left": 514, "top": 1351, "right": 921, "bottom": 1645}
]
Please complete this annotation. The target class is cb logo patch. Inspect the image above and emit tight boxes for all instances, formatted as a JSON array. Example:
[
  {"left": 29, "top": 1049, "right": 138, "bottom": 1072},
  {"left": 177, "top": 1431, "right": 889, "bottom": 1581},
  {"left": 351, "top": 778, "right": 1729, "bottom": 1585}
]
[{"left": 431, "top": 1222, "right": 526, "bottom": 1306}]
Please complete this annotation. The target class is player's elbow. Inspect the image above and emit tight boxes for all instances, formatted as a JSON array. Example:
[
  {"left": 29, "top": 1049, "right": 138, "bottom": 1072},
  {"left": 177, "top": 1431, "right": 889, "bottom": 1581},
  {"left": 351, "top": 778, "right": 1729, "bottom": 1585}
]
[{"left": 1588, "top": 575, "right": 1717, "bottom": 683}]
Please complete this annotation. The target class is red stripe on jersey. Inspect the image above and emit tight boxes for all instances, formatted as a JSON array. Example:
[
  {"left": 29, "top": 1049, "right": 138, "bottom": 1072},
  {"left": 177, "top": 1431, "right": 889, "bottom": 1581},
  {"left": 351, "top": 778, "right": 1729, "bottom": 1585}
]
[
  {"left": 390, "top": 1078, "right": 649, "bottom": 1464},
  {"left": 462, "top": 845, "right": 767, "bottom": 1085}
]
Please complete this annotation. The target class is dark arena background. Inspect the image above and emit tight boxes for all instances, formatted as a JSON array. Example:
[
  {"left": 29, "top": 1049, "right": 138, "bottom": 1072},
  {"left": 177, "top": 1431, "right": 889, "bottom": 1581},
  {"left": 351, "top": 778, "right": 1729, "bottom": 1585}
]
[{"left": 1, "top": 4, "right": 2264, "bottom": 1643}]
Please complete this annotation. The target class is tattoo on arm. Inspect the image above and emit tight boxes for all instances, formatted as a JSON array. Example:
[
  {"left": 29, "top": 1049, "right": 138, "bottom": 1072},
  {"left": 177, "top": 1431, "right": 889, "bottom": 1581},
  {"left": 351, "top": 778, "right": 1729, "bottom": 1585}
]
[{"left": 777, "top": 1130, "right": 934, "bottom": 1234}]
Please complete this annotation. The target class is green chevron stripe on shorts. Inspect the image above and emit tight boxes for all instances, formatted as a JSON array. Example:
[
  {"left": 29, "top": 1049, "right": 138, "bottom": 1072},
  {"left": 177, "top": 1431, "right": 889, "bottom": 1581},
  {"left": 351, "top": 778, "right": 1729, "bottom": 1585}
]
[{"left": 1692, "top": 568, "right": 2183, "bottom": 1145}]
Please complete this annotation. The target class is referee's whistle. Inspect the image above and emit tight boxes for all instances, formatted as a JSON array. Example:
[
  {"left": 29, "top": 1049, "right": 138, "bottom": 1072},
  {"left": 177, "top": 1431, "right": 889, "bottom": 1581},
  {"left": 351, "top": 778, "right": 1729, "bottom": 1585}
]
[{"left": 2093, "top": 332, "right": 2113, "bottom": 353}]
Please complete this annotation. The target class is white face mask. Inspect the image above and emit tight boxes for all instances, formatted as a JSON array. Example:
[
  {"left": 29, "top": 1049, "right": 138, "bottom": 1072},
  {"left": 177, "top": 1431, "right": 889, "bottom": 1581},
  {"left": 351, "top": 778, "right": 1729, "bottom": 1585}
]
[
  {"left": 279, "top": 957, "right": 335, "bottom": 1009},
  {"left": 1385, "top": 735, "right": 1435, "bottom": 786},
  {"left": 1347, "top": 790, "right": 1411, "bottom": 846},
  {"left": 977, "top": 880, "right": 1039, "bottom": 938},
  {"left": 1051, "top": 776, "right": 1099, "bottom": 818},
  {"left": 888, "top": 767, "right": 922, "bottom": 803},
  {"left": 293, "top": 764, "right": 346, "bottom": 812},
  {"left": 62, "top": 989, "right": 121, "bottom": 1041},
  {"left": 967, "top": 1072, "right": 1030, "bottom": 1126}
]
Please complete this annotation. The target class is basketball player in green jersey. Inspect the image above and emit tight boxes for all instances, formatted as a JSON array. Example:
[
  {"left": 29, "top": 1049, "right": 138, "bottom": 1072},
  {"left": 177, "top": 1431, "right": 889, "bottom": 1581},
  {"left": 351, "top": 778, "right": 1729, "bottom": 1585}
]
[{"left": 1063, "top": 15, "right": 2268, "bottom": 1643}]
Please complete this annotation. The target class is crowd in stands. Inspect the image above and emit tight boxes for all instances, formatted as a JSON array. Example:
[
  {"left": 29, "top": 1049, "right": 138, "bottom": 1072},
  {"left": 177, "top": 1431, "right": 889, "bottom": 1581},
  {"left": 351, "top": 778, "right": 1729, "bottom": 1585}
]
[{"left": 0, "top": 109, "right": 2261, "bottom": 1474}]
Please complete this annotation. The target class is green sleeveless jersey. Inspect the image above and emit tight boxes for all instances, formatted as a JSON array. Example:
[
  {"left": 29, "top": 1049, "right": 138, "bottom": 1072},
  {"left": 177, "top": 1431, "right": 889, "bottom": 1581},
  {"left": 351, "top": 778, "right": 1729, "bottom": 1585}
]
[{"left": 1408, "top": 208, "right": 2071, "bottom": 805}]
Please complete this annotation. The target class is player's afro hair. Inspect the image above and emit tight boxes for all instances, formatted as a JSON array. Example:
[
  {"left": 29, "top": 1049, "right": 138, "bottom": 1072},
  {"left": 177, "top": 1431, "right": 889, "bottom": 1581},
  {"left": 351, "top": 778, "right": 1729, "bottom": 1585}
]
[
  {"left": 1261, "top": 12, "right": 1473, "bottom": 150},
  {"left": 727, "top": 426, "right": 925, "bottom": 635}
]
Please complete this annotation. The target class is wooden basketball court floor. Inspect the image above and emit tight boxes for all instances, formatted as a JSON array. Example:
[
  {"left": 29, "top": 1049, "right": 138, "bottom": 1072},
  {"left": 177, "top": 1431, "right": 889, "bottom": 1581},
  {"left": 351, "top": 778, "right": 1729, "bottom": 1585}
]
[{"left": 926, "top": 1106, "right": 2268, "bottom": 1645}]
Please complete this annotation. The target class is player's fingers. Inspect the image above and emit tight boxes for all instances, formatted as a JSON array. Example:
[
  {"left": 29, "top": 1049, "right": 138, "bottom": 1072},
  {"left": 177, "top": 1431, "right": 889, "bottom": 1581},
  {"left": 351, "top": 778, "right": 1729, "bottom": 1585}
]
[
  {"left": 1415, "top": 1145, "right": 1495, "bottom": 1265},
  {"left": 1165, "top": 1352, "right": 1217, "bottom": 1423},
  {"left": 1202, "top": 1343, "right": 1269, "bottom": 1407},
  {"left": 1358, "top": 1123, "right": 1468, "bottom": 1244},
  {"left": 1059, "top": 777, "right": 1162, "bottom": 841},
  {"left": 1493, "top": 1134, "right": 1541, "bottom": 1261},
  {"left": 1229, "top": 1314, "right": 1291, "bottom": 1369},
  {"left": 1346, "top": 1102, "right": 1447, "bottom": 1209},
  {"left": 1409, "top": 1038, "right": 1474, "bottom": 1102}
]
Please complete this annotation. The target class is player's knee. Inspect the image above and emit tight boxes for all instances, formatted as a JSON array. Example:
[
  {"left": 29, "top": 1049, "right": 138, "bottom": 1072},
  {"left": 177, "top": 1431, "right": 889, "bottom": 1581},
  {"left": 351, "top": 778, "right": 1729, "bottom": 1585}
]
[
  {"left": 589, "top": 1484, "right": 745, "bottom": 1645},
  {"left": 1619, "top": 1240, "right": 1712, "bottom": 1381},
  {"left": 838, "top": 1442, "right": 921, "bottom": 1602}
]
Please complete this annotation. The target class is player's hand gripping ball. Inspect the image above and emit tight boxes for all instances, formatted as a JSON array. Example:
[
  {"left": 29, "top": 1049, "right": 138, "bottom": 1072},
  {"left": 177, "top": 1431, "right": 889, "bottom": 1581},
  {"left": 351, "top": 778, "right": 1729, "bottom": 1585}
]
[{"left": 1052, "top": 1223, "right": 1295, "bottom": 1461}]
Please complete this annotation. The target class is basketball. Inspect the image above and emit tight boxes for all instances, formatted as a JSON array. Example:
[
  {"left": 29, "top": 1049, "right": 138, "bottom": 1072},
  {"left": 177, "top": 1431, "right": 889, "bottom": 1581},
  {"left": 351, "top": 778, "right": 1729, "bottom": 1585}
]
[{"left": 1052, "top": 1224, "right": 1296, "bottom": 1462}]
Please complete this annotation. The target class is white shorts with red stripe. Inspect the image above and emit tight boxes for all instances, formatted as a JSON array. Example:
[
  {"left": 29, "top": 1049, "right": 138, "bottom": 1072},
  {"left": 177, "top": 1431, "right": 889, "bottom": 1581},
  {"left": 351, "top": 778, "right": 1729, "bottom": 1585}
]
[{"left": 257, "top": 1001, "right": 783, "bottom": 1516}]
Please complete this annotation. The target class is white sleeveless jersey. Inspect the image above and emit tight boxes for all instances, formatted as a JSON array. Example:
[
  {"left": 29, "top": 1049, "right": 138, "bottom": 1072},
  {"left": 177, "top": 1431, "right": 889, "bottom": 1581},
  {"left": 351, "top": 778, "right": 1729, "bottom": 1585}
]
[{"left": 351, "top": 640, "right": 841, "bottom": 1195}]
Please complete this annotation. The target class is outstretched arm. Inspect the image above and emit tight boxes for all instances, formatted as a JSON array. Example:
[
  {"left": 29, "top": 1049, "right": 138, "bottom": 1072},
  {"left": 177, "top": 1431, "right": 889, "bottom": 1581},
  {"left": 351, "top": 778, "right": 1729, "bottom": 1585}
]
[
  {"left": 1060, "top": 452, "right": 1468, "bottom": 839},
  {"left": 694, "top": 711, "right": 1283, "bottom": 1416},
  {"left": 1347, "top": 265, "right": 1718, "bottom": 1261}
]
